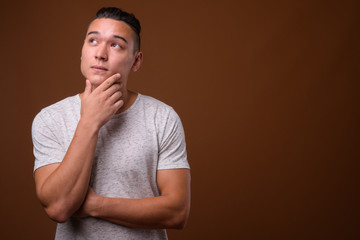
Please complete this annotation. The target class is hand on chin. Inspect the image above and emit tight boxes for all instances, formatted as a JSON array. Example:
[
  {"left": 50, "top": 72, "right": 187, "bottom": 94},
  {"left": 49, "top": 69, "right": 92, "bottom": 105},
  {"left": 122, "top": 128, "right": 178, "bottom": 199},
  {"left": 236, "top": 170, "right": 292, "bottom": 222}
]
[{"left": 88, "top": 74, "right": 110, "bottom": 88}]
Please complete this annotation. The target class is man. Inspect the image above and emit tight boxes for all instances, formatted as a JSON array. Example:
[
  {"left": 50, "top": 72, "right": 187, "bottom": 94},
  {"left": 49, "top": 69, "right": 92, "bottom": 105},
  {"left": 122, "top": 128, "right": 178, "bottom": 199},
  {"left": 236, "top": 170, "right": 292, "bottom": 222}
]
[{"left": 32, "top": 7, "right": 190, "bottom": 239}]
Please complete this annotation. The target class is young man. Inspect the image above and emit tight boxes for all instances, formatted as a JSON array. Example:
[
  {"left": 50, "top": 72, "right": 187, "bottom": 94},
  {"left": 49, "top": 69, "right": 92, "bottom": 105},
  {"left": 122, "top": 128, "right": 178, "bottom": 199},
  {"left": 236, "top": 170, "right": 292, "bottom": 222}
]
[{"left": 32, "top": 7, "right": 190, "bottom": 239}]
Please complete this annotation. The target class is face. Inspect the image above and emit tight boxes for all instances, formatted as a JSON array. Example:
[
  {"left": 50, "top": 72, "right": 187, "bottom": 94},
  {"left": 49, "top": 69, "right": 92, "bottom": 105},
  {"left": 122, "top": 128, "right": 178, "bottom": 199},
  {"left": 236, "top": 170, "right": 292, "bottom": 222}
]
[{"left": 80, "top": 18, "right": 142, "bottom": 89}]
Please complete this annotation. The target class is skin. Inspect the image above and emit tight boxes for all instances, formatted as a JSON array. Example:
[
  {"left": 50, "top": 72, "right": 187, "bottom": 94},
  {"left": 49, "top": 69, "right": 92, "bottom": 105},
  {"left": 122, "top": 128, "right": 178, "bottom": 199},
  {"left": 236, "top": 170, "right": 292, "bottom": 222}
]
[
  {"left": 80, "top": 18, "right": 143, "bottom": 114},
  {"left": 34, "top": 18, "right": 191, "bottom": 229}
]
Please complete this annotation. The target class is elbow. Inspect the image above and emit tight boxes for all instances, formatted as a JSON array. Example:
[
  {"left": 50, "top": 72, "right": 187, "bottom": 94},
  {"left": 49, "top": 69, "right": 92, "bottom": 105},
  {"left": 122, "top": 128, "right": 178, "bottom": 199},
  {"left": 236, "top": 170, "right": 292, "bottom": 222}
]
[
  {"left": 167, "top": 204, "right": 190, "bottom": 230},
  {"left": 42, "top": 202, "right": 73, "bottom": 223},
  {"left": 37, "top": 191, "right": 77, "bottom": 223},
  {"left": 36, "top": 189, "right": 72, "bottom": 223},
  {"left": 45, "top": 204, "right": 71, "bottom": 223},
  {"left": 171, "top": 219, "right": 188, "bottom": 230}
]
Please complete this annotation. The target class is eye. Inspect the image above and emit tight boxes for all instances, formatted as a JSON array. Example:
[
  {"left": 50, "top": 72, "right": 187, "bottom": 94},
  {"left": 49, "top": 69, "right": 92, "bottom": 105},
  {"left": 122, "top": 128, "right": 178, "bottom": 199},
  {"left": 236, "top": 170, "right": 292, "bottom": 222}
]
[
  {"left": 111, "top": 42, "right": 122, "bottom": 49},
  {"left": 89, "top": 38, "right": 98, "bottom": 44}
]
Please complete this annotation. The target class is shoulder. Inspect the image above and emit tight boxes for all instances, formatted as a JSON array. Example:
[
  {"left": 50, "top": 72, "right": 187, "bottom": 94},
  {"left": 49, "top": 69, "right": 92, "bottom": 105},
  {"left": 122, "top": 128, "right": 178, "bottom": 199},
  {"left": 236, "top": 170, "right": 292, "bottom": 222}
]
[
  {"left": 138, "top": 94, "right": 178, "bottom": 118},
  {"left": 139, "top": 94, "right": 172, "bottom": 110},
  {"left": 33, "top": 95, "right": 80, "bottom": 128},
  {"left": 137, "top": 94, "right": 183, "bottom": 131},
  {"left": 41, "top": 95, "right": 80, "bottom": 115}
]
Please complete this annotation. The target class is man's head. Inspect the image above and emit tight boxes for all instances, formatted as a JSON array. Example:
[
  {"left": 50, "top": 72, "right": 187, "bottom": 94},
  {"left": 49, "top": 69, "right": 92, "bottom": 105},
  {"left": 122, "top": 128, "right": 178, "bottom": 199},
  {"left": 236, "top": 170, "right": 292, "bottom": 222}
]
[
  {"left": 94, "top": 7, "right": 141, "bottom": 53},
  {"left": 80, "top": 7, "right": 143, "bottom": 89}
]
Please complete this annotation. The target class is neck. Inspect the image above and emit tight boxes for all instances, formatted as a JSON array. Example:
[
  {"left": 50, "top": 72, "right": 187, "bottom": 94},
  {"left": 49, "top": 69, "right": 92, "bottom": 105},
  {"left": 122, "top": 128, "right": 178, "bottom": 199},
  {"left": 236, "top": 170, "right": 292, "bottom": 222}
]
[
  {"left": 79, "top": 87, "right": 138, "bottom": 115},
  {"left": 116, "top": 89, "right": 137, "bottom": 114}
]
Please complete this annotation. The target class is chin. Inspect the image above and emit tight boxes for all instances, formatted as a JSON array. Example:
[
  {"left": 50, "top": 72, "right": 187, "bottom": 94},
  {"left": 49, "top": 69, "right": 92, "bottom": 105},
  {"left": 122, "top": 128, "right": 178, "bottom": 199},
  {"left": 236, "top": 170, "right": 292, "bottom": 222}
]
[{"left": 88, "top": 73, "right": 109, "bottom": 84}]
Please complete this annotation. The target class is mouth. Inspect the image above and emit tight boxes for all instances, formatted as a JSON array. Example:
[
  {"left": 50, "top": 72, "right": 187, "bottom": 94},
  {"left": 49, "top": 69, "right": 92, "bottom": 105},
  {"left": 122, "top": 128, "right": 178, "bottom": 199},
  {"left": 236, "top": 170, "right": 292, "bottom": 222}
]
[{"left": 91, "top": 65, "right": 108, "bottom": 72}]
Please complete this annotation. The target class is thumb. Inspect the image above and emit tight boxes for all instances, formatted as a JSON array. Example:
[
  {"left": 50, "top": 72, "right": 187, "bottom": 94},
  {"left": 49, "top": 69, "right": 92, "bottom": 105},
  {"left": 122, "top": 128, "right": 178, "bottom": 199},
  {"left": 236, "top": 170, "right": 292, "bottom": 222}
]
[{"left": 84, "top": 80, "right": 92, "bottom": 96}]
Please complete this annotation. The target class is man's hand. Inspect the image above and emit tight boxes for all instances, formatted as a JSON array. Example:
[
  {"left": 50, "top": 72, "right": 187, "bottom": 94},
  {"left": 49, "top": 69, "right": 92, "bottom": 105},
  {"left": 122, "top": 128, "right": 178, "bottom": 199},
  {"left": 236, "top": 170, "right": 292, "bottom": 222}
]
[
  {"left": 81, "top": 73, "right": 124, "bottom": 129},
  {"left": 74, "top": 188, "right": 102, "bottom": 218}
]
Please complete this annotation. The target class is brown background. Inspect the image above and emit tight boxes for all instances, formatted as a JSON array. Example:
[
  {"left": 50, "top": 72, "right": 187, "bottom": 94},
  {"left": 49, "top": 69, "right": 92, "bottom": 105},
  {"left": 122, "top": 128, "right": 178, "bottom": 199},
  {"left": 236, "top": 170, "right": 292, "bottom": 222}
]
[{"left": 1, "top": 0, "right": 359, "bottom": 239}]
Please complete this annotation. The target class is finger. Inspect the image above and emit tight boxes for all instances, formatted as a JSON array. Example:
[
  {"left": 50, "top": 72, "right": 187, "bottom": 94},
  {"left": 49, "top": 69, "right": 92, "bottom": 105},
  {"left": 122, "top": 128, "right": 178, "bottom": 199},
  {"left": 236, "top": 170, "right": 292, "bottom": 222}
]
[
  {"left": 109, "top": 90, "right": 123, "bottom": 103},
  {"left": 105, "top": 82, "right": 122, "bottom": 97},
  {"left": 114, "top": 99, "right": 125, "bottom": 110},
  {"left": 99, "top": 73, "right": 121, "bottom": 92}
]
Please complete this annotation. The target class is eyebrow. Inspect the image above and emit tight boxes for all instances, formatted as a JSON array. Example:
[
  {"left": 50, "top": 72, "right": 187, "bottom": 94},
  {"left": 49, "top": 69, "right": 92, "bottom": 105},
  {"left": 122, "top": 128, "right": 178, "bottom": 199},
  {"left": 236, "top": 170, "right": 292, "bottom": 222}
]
[{"left": 87, "top": 31, "right": 128, "bottom": 43}]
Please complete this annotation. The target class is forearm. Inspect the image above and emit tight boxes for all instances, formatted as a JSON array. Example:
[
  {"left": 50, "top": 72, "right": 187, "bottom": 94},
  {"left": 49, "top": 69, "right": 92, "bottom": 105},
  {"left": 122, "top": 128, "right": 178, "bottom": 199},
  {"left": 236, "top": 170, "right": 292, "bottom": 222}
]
[
  {"left": 91, "top": 195, "right": 189, "bottom": 229},
  {"left": 36, "top": 119, "right": 99, "bottom": 222},
  {"left": 34, "top": 75, "right": 124, "bottom": 223},
  {"left": 80, "top": 169, "right": 191, "bottom": 229}
]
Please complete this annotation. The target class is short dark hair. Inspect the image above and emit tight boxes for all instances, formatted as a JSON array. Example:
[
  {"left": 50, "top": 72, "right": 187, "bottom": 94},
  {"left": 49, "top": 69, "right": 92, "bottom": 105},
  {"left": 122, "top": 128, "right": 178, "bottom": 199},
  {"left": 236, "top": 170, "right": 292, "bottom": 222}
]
[{"left": 95, "top": 7, "right": 141, "bottom": 53}]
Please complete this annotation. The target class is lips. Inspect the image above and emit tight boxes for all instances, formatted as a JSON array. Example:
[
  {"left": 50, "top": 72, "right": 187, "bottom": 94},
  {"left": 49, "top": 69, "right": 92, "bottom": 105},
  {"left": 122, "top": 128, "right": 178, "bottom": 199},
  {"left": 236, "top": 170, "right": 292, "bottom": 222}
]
[{"left": 91, "top": 65, "right": 108, "bottom": 72}]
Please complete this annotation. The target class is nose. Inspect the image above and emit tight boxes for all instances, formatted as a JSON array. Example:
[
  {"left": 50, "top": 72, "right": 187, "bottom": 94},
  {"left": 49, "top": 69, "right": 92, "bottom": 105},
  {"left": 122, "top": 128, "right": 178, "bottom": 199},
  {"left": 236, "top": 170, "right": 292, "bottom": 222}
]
[{"left": 95, "top": 44, "right": 108, "bottom": 61}]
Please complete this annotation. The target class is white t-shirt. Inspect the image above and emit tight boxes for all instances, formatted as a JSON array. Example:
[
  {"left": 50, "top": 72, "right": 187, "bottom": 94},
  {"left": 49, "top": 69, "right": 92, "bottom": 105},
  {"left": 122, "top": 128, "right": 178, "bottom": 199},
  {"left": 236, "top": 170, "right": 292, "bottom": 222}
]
[{"left": 32, "top": 93, "right": 189, "bottom": 240}]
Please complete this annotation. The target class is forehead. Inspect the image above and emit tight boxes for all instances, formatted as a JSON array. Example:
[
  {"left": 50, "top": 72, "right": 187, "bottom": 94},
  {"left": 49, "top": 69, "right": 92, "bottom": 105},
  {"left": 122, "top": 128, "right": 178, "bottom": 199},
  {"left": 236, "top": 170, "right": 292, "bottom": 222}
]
[{"left": 87, "top": 18, "right": 135, "bottom": 41}]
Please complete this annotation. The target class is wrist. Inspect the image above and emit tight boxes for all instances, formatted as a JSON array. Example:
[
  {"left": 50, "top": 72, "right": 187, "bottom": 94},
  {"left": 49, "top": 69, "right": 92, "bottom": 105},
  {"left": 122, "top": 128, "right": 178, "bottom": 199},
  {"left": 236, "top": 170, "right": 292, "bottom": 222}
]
[
  {"left": 89, "top": 194, "right": 105, "bottom": 218},
  {"left": 78, "top": 117, "right": 100, "bottom": 135}
]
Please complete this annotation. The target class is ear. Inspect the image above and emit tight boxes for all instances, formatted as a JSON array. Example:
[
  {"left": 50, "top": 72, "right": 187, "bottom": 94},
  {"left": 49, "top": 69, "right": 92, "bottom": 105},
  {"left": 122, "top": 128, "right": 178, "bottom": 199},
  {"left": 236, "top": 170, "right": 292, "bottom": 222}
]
[{"left": 131, "top": 52, "right": 143, "bottom": 72}]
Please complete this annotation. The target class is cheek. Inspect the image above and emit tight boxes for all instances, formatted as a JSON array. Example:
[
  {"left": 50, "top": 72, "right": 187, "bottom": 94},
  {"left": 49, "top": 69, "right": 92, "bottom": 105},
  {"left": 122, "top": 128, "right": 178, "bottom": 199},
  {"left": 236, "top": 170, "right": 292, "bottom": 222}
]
[
  {"left": 80, "top": 45, "right": 92, "bottom": 63},
  {"left": 80, "top": 53, "right": 89, "bottom": 78},
  {"left": 111, "top": 58, "right": 132, "bottom": 72},
  {"left": 81, "top": 49, "right": 89, "bottom": 63},
  {"left": 80, "top": 47, "right": 92, "bottom": 67}
]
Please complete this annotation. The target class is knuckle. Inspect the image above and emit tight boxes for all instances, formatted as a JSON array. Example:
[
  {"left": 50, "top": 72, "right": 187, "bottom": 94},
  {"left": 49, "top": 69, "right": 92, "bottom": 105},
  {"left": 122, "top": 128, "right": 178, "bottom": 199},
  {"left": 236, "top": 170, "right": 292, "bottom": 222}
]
[{"left": 101, "top": 94, "right": 108, "bottom": 101}]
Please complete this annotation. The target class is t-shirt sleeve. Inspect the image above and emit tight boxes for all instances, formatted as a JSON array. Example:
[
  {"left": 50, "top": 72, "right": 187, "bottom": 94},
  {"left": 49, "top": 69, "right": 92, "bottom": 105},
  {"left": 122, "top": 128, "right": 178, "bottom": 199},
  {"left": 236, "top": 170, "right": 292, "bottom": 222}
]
[
  {"left": 32, "top": 110, "right": 65, "bottom": 172},
  {"left": 157, "top": 108, "right": 190, "bottom": 170}
]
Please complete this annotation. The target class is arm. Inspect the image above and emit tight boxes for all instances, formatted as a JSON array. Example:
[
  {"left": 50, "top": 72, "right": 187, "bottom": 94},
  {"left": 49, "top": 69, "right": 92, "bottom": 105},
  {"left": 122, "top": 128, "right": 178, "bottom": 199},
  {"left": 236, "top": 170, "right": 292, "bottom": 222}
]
[
  {"left": 34, "top": 74, "right": 123, "bottom": 223},
  {"left": 76, "top": 168, "right": 191, "bottom": 229}
]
